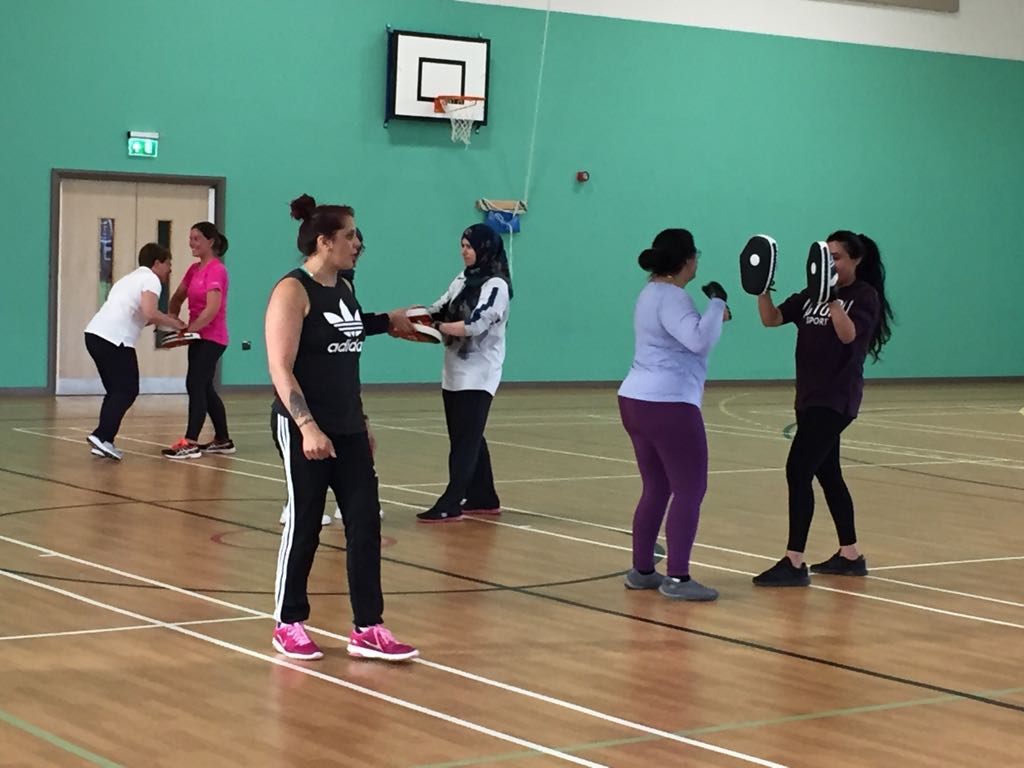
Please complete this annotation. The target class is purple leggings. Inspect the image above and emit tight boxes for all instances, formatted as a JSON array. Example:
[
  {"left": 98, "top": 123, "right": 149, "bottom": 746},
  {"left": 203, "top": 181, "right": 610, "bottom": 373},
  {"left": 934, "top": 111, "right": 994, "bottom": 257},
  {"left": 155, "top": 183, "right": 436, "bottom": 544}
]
[{"left": 618, "top": 397, "right": 708, "bottom": 578}]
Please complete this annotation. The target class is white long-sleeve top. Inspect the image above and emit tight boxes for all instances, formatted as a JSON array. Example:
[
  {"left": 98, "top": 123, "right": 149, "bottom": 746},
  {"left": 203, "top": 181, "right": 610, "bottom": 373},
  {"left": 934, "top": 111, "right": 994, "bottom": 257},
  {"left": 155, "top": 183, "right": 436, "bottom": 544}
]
[{"left": 428, "top": 273, "right": 511, "bottom": 395}]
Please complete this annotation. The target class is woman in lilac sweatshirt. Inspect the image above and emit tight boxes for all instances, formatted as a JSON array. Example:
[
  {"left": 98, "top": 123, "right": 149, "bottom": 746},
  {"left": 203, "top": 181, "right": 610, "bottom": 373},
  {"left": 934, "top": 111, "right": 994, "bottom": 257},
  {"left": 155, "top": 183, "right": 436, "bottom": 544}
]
[{"left": 618, "top": 229, "right": 728, "bottom": 601}]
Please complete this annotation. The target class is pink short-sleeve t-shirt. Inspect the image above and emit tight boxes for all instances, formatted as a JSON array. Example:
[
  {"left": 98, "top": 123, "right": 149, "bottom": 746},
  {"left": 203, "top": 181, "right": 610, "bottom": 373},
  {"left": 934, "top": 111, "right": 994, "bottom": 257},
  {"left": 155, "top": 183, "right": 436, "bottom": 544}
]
[{"left": 182, "top": 259, "right": 229, "bottom": 345}]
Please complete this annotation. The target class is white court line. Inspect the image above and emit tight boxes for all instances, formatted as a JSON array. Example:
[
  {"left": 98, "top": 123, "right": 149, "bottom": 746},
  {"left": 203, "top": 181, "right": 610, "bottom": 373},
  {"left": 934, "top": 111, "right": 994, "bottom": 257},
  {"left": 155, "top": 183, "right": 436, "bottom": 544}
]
[
  {"left": 71, "top": 429, "right": 641, "bottom": 489},
  {"left": 13, "top": 427, "right": 1022, "bottom": 614},
  {"left": 746, "top": 406, "right": 1017, "bottom": 417},
  {"left": 77, "top": 428, "right": 647, "bottom": 483},
  {"left": 0, "top": 569, "right": 607, "bottom": 768},
  {"left": 719, "top": 394, "right": 774, "bottom": 431},
  {"left": 0, "top": 535, "right": 787, "bottom": 768},
  {"left": 49, "top": 418, "right": 1024, "bottom": 477},
  {"left": 130, "top": 418, "right": 629, "bottom": 437},
  {"left": 15, "top": 400, "right": 1017, "bottom": 425},
  {"left": 412, "top": 656, "right": 791, "bottom": 767},
  {"left": 0, "top": 615, "right": 262, "bottom": 642},
  {"left": 461, "top": 520, "right": 1024, "bottom": 631},
  {"left": 68, "top": 429, "right": 285, "bottom": 470},
  {"left": 864, "top": 577, "right": 1024, "bottom": 609},
  {"left": 14, "top": 428, "right": 287, "bottom": 482},
  {"left": 378, "top": 481, "right": 1024, "bottom": 612},
  {"left": 393, "top": 458, "right": 984, "bottom": 488},
  {"left": 857, "top": 417, "right": 1024, "bottom": 445},
  {"left": 467, "top": 505, "right": 1024, "bottom": 611},
  {"left": 372, "top": 422, "right": 637, "bottom": 464},
  {"left": 368, "top": 415, "right": 1024, "bottom": 472},
  {"left": 705, "top": 419, "right": 1024, "bottom": 469},
  {"left": 11, "top": 402, "right": 1015, "bottom": 436},
  {"left": 703, "top": 399, "right": 1024, "bottom": 469},
  {"left": 70, "top": 429, "right": 987, "bottom": 481},
  {"left": 872, "top": 556, "right": 1024, "bottom": 571},
  {"left": 598, "top": 402, "right": 1024, "bottom": 466},
  {"left": 713, "top": 458, "right": 995, "bottom": 475},
  {"left": 62, "top": 426, "right": 1017, "bottom": 488},
  {"left": 374, "top": 482, "right": 856, "bottom": 565},
  {"left": 828, "top": 442, "right": 1019, "bottom": 471},
  {"left": 398, "top": 473, "right": 642, "bottom": 487}
]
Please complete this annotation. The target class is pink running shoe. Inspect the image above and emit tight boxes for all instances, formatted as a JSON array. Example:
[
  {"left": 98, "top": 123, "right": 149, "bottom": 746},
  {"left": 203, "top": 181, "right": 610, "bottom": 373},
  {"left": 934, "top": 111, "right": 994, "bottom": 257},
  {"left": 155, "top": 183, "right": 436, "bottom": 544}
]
[
  {"left": 347, "top": 625, "right": 418, "bottom": 661},
  {"left": 272, "top": 622, "right": 324, "bottom": 660}
]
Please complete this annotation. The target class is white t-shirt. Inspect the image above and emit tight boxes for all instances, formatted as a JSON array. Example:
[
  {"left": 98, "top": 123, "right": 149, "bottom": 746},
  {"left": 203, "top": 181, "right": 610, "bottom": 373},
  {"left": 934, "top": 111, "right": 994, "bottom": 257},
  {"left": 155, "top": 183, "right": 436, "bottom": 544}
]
[
  {"left": 428, "top": 274, "right": 510, "bottom": 395},
  {"left": 84, "top": 267, "right": 163, "bottom": 347}
]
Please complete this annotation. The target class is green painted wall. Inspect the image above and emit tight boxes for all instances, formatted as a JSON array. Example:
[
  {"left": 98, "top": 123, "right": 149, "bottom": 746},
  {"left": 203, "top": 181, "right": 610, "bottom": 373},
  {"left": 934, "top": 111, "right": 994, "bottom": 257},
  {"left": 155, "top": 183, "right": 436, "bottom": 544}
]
[{"left": 2, "top": 0, "right": 1021, "bottom": 389}]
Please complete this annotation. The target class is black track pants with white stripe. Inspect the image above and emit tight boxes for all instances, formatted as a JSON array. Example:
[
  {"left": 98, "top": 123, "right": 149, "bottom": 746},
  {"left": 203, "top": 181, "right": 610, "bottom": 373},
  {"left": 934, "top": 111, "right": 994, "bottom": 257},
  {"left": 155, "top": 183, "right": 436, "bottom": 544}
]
[{"left": 271, "top": 413, "right": 383, "bottom": 627}]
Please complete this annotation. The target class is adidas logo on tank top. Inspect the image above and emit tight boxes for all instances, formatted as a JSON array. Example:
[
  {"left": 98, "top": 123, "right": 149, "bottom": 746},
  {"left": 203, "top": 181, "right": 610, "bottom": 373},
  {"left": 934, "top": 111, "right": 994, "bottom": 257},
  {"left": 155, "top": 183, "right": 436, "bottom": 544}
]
[
  {"left": 324, "top": 300, "right": 363, "bottom": 338},
  {"left": 323, "top": 300, "right": 364, "bottom": 352}
]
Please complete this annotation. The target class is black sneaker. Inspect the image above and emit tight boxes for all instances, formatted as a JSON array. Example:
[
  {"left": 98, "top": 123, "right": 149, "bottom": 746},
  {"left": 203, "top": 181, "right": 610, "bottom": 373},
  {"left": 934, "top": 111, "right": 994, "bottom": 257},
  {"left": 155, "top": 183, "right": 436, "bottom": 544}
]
[
  {"left": 753, "top": 557, "right": 811, "bottom": 587},
  {"left": 809, "top": 552, "right": 868, "bottom": 576},
  {"left": 161, "top": 439, "right": 202, "bottom": 460},
  {"left": 199, "top": 438, "right": 236, "bottom": 454},
  {"left": 416, "top": 508, "right": 463, "bottom": 524}
]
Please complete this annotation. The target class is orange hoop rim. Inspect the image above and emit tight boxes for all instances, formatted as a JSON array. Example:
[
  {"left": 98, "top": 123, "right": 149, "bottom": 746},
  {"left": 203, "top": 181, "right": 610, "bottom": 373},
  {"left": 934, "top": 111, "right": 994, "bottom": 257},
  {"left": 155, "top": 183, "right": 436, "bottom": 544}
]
[{"left": 433, "top": 94, "right": 485, "bottom": 114}]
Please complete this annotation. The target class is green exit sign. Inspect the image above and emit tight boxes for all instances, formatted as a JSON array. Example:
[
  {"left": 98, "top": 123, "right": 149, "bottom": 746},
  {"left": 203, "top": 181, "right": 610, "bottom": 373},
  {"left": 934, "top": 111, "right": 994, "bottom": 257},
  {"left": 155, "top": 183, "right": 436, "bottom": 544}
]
[{"left": 127, "top": 131, "right": 159, "bottom": 158}]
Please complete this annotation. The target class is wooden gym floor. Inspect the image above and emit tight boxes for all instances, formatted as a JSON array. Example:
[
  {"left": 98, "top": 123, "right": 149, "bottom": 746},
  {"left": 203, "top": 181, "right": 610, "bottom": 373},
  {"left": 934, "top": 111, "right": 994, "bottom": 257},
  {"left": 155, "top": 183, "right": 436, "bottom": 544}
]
[{"left": 1, "top": 382, "right": 1022, "bottom": 767}]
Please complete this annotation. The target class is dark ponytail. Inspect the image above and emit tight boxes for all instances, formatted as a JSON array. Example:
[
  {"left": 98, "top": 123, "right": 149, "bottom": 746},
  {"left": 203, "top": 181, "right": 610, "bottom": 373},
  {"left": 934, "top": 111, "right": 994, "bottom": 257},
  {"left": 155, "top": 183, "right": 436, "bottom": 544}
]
[
  {"left": 638, "top": 228, "right": 697, "bottom": 276},
  {"left": 191, "top": 221, "right": 228, "bottom": 257},
  {"left": 827, "top": 230, "right": 893, "bottom": 361},
  {"left": 289, "top": 194, "right": 354, "bottom": 257}
]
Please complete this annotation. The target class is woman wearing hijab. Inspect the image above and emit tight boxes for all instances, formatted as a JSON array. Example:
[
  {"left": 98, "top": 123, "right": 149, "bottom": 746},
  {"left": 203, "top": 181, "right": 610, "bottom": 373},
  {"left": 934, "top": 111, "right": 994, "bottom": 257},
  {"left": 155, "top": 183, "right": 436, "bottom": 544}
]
[{"left": 416, "top": 224, "right": 513, "bottom": 523}]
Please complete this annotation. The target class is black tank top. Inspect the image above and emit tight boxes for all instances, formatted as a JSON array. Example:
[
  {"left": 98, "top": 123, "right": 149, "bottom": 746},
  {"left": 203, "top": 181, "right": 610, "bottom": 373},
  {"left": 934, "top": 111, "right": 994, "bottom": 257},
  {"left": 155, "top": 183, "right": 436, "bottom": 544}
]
[{"left": 272, "top": 268, "right": 365, "bottom": 434}]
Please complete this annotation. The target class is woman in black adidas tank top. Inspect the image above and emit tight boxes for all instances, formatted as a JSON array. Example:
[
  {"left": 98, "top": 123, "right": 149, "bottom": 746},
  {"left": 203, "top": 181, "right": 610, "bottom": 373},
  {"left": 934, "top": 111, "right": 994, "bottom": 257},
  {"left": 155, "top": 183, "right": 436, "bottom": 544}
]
[
  {"left": 273, "top": 227, "right": 416, "bottom": 527},
  {"left": 264, "top": 194, "right": 416, "bottom": 662}
]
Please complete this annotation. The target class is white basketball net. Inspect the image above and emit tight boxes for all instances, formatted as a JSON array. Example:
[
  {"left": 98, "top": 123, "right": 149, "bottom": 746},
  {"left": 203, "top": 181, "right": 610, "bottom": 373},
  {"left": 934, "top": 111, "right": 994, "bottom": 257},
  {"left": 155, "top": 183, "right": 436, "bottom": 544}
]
[{"left": 441, "top": 98, "right": 480, "bottom": 145}]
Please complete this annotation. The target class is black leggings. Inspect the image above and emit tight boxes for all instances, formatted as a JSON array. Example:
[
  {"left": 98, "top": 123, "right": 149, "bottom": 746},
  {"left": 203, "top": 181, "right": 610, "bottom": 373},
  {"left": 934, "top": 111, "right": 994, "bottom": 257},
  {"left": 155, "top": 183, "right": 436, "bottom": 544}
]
[
  {"left": 85, "top": 332, "right": 139, "bottom": 443},
  {"left": 786, "top": 407, "right": 857, "bottom": 553},
  {"left": 185, "top": 340, "right": 229, "bottom": 441},
  {"left": 427, "top": 389, "right": 500, "bottom": 516}
]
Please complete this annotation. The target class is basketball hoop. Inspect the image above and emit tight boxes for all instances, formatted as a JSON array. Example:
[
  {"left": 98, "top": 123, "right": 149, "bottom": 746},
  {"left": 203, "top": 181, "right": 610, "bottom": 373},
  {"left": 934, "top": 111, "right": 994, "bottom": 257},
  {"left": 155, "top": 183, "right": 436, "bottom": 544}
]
[{"left": 434, "top": 95, "right": 485, "bottom": 145}]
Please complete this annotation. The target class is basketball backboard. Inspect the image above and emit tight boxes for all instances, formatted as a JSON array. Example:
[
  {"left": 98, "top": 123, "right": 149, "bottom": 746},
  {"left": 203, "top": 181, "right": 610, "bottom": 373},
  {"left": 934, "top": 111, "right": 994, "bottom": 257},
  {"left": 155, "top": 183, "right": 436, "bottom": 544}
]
[{"left": 385, "top": 30, "right": 490, "bottom": 126}]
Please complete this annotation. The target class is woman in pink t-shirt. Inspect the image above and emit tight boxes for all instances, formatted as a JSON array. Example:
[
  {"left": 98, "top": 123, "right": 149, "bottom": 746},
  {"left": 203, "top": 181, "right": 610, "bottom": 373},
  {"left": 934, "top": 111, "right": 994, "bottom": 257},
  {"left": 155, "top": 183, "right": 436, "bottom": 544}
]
[{"left": 162, "top": 221, "right": 233, "bottom": 459}]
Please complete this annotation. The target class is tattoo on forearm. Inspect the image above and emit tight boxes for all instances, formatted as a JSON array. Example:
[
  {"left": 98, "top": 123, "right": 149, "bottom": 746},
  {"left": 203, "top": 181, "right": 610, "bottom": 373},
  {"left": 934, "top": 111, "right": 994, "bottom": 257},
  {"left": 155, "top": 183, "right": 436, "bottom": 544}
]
[{"left": 289, "top": 391, "right": 312, "bottom": 426}]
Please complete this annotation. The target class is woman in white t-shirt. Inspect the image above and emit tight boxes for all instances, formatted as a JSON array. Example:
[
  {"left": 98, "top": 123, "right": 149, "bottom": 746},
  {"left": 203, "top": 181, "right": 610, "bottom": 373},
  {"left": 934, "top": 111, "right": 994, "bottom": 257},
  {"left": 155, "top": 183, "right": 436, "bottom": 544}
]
[
  {"left": 84, "top": 243, "right": 185, "bottom": 459},
  {"left": 415, "top": 224, "right": 512, "bottom": 523}
]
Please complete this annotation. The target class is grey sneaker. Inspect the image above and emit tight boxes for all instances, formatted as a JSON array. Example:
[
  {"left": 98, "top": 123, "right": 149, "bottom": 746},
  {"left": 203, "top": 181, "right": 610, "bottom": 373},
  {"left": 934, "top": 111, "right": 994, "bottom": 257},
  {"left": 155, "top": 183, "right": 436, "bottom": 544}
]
[
  {"left": 659, "top": 577, "right": 719, "bottom": 601},
  {"left": 87, "top": 434, "right": 123, "bottom": 461},
  {"left": 624, "top": 569, "right": 664, "bottom": 590}
]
